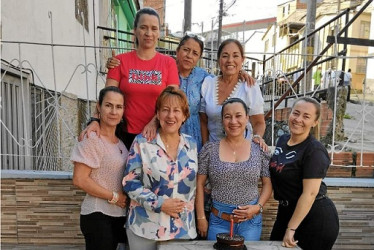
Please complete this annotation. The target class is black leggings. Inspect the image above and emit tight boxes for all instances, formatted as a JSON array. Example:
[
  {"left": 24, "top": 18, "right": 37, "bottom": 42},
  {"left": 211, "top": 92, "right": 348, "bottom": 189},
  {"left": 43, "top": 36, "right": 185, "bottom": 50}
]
[
  {"left": 270, "top": 198, "right": 339, "bottom": 250},
  {"left": 80, "top": 212, "right": 126, "bottom": 250}
]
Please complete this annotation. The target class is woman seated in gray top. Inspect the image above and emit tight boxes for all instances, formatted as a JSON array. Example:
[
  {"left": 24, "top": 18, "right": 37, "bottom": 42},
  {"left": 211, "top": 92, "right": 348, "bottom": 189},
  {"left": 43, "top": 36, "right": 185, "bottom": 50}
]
[{"left": 195, "top": 98, "right": 272, "bottom": 241}]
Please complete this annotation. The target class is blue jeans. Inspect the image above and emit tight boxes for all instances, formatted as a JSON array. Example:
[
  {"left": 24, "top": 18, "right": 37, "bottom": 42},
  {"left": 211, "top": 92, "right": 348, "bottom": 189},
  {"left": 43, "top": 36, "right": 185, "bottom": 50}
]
[{"left": 207, "top": 200, "right": 262, "bottom": 241}]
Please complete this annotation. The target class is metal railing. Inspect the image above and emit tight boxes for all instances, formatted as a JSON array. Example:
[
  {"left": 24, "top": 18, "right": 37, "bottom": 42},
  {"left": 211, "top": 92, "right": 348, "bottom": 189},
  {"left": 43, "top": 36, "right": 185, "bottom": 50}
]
[{"left": 260, "top": 0, "right": 373, "bottom": 164}]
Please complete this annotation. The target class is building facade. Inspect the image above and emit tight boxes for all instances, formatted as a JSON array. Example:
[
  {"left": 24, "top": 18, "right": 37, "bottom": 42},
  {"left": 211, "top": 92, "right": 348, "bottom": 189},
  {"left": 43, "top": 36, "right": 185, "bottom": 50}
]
[{"left": 1, "top": 0, "right": 139, "bottom": 171}]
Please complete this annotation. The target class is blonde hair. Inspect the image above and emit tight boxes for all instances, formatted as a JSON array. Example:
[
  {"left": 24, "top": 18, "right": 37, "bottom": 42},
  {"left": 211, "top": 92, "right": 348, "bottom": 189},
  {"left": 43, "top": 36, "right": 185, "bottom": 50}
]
[{"left": 156, "top": 86, "right": 190, "bottom": 120}]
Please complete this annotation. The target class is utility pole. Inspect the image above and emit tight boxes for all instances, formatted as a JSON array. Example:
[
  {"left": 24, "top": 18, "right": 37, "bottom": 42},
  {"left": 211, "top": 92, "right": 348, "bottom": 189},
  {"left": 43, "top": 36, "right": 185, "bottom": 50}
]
[
  {"left": 211, "top": 18, "right": 215, "bottom": 72},
  {"left": 183, "top": 0, "right": 192, "bottom": 33},
  {"left": 304, "top": 0, "right": 317, "bottom": 92},
  {"left": 217, "top": 0, "right": 224, "bottom": 47}
]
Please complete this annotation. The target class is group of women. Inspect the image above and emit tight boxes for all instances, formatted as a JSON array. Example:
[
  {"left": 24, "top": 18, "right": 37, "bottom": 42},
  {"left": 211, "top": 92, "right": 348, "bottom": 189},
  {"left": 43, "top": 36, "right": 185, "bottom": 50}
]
[{"left": 71, "top": 7, "right": 339, "bottom": 250}]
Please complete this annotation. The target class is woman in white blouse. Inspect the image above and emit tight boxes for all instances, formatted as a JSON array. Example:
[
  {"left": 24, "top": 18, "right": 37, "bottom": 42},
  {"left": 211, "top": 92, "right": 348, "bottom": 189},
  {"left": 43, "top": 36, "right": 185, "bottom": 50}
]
[{"left": 199, "top": 38, "right": 266, "bottom": 144}]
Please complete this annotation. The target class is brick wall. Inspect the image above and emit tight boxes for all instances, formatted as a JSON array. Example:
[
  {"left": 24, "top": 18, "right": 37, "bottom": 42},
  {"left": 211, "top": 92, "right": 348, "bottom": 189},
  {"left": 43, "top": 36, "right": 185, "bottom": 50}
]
[
  {"left": 327, "top": 152, "right": 374, "bottom": 177},
  {"left": 296, "top": 0, "right": 307, "bottom": 9},
  {"left": 143, "top": 0, "right": 165, "bottom": 26},
  {"left": 1, "top": 177, "right": 374, "bottom": 249},
  {"left": 1, "top": 178, "right": 84, "bottom": 245},
  {"left": 274, "top": 107, "right": 291, "bottom": 121},
  {"left": 320, "top": 101, "right": 333, "bottom": 137}
]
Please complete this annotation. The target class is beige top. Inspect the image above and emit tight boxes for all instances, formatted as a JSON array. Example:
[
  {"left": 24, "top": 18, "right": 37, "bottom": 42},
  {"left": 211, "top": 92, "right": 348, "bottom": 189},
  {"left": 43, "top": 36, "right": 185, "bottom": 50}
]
[{"left": 71, "top": 132, "right": 128, "bottom": 217}]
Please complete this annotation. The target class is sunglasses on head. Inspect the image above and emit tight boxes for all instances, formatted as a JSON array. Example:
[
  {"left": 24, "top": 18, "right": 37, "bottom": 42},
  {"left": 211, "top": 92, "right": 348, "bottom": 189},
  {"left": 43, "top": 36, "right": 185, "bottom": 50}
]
[
  {"left": 184, "top": 31, "right": 203, "bottom": 41},
  {"left": 311, "top": 96, "right": 321, "bottom": 103}
]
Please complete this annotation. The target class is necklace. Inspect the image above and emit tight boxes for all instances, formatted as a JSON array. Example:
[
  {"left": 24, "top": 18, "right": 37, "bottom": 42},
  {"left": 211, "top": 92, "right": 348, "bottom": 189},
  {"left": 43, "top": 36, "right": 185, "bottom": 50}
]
[
  {"left": 160, "top": 135, "right": 180, "bottom": 151},
  {"left": 161, "top": 135, "right": 180, "bottom": 161},
  {"left": 225, "top": 138, "right": 246, "bottom": 156}
]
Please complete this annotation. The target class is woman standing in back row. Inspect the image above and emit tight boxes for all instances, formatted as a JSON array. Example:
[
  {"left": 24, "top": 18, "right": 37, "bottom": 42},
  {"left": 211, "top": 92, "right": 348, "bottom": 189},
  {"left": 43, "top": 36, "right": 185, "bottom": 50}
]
[
  {"left": 199, "top": 39, "right": 266, "bottom": 145},
  {"left": 269, "top": 97, "right": 339, "bottom": 249},
  {"left": 81, "top": 7, "right": 179, "bottom": 149}
]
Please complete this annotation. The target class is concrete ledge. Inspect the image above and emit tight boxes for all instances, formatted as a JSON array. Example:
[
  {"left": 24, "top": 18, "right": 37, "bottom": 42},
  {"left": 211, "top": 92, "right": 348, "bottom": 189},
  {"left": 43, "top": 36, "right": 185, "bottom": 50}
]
[
  {"left": 2, "top": 171, "right": 374, "bottom": 188},
  {"left": 1, "top": 170, "right": 73, "bottom": 179},
  {"left": 324, "top": 177, "right": 374, "bottom": 187}
]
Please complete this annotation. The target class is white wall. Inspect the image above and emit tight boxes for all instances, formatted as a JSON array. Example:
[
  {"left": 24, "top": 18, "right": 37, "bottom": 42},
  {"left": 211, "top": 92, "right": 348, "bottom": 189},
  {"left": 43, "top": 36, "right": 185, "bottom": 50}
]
[
  {"left": 262, "top": 24, "right": 289, "bottom": 73},
  {"left": 366, "top": 2, "right": 374, "bottom": 91},
  {"left": 1, "top": 0, "right": 106, "bottom": 100}
]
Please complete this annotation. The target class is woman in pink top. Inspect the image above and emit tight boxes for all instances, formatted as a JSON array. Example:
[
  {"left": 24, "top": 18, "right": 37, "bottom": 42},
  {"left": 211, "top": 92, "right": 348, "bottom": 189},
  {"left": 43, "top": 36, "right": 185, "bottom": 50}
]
[
  {"left": 81, "top": 7, "right": 179, "bottom": 150},
  {"left": 71, "top": 86, "right": 128, "bottom": 250}
]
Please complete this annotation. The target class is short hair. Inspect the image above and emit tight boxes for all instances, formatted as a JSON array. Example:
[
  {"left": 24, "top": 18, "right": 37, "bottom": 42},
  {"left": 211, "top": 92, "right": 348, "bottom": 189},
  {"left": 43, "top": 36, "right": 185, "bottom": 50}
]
[
  {"left": 133, "top": 7, "right": 160, "bottom": 46},
  {"left": 292, "top": 96, "right": 321, "bottom": 121},
  {"left": 98, "top": 86, "right": 124, "bottom": 106},
  {"left": 177, "top": 34, "right": 204, "bottom": 58},
  {"left": 217, "top": 39, "right": 244, "bottom": 59},
  {"left": 156, "top": 86, "right": 190, "bottom": 120},
  {"left": 221, "top": 97, "right": 249, "bottom": 119}
]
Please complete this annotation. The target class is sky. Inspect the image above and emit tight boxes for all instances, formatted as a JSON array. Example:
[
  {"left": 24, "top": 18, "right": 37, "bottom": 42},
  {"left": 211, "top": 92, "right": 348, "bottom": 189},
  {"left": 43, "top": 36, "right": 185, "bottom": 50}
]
[{"left": 165, "top": 0, "right": 284, "bottom": 34}]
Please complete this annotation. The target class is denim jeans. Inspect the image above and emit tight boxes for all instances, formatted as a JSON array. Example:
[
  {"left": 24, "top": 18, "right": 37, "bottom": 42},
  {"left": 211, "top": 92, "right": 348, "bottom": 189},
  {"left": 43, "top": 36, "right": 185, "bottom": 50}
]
[{"left": 207, "top": 200, "right": 262, "bottom": 241}]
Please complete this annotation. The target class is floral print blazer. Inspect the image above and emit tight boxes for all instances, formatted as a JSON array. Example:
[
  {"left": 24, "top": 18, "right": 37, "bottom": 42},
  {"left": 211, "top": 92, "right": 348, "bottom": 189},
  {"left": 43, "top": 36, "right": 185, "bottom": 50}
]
[{"left": 123, "top": 132, "right": 198, "bottom": 241}]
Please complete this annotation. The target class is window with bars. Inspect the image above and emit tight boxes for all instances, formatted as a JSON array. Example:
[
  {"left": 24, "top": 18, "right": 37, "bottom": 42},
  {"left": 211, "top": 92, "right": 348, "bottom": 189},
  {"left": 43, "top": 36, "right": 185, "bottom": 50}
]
[
  {"left": 30, "top": 86, "right": 61, "bottom": 171},
  {"left": 1, "top": 67, "right": 32, "bottom": 170},
  {"left": 359, "top": 21, "right": 370, "bottom": 39},
  {"left": 1, "top": 65, "right": 62, "bottom": 171}
]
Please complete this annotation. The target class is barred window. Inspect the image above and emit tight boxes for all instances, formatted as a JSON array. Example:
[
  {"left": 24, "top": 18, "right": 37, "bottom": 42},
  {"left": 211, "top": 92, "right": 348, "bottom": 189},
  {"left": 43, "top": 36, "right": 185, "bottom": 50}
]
[{"left": 359, "top": 21, "right": 370, "bottom": 39}]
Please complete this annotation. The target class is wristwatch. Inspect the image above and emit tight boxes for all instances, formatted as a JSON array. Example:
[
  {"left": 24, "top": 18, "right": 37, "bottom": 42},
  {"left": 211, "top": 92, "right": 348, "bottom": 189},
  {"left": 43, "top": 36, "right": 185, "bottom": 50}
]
[
  {"left": 257, "top": 203, "right": 263, "bottom": 213},
  {"left": 87, "top": 117, "right": 100, "bottom": 126}
]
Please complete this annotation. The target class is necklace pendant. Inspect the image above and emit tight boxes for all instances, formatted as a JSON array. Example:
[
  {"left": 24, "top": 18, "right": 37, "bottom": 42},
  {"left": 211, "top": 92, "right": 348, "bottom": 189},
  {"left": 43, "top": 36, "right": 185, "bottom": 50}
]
[{"left": 233, "top": 151, "right": 236, "bottom": 156}]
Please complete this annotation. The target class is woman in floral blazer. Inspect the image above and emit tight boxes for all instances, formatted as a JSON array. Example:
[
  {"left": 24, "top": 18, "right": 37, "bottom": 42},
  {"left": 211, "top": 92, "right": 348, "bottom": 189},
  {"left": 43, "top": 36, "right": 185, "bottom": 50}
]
[{"left": 122, "top": 86, "right": 198, "bottom": 250}]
